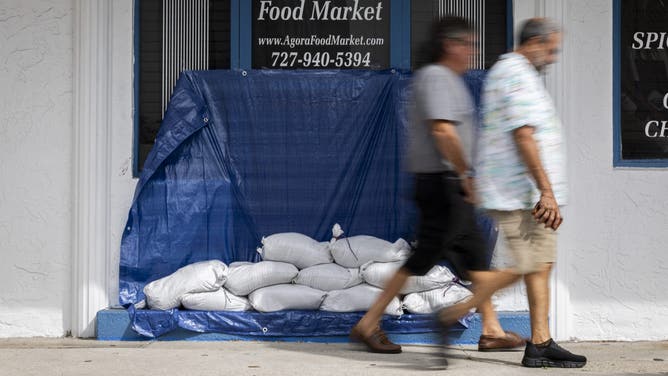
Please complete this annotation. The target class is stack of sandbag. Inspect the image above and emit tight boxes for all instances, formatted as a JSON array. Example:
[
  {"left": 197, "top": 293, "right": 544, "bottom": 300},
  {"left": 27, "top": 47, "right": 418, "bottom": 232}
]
[
  {"left": 317, "top": 224, "right": 410, "bottom": 316},
  {"left": 181, "top": 260, "right": 300, "bottom": 311},
  {"left": 360, "top": 260, "right": 472, "bottom": 314},
  {"left": 142, "top": 224, "right": 469, "bottom": 316},
  {"left": 245, "top": 226, "right": 411, "bottom": 315},
  {"left": 227, "top": 260, "right": 328, "bottom": 312},
  {"left": 143, "top": 260, "right": 229, "bottom": 310},
  {"left": 246, "top": 233, "right": 330, "bottom": 311}
]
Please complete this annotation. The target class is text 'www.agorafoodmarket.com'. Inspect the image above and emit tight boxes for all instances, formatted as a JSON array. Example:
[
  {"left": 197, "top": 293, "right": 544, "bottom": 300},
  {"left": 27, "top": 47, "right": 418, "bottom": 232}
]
[{"left": 258, "top": 34, "right": 385, "bottom": 48}]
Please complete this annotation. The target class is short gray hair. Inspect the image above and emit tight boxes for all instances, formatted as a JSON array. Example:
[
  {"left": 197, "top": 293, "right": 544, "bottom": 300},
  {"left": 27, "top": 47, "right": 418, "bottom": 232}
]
[{"left": 518, "top": 18, "right": 561, "bottom": 45}]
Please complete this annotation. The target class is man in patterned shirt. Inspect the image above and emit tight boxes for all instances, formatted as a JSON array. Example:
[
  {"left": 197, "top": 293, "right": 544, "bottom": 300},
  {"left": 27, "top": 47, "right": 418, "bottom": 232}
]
[{"left": 475, "top": 18, "right": 586, "bottom": 368}]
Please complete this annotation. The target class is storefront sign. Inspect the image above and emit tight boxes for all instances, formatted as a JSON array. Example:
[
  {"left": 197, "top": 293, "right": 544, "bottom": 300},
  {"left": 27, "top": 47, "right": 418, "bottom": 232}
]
[
  {"left": 620, "top": 0, "right": 668, "bottom": 159},
  {"left": 252, "top": 0, "right": 390, "bottom": 69}
]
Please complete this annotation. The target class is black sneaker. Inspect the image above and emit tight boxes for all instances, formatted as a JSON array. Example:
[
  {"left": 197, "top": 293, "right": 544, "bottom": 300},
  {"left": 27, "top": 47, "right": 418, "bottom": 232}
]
[{"left": 522, "top": 339, "right": 587, "bottom": 368}]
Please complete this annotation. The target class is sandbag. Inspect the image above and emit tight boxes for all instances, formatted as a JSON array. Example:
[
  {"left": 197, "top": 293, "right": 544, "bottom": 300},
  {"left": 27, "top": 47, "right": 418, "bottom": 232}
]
[
  {"left": 320, "top": 284, "right": 403, "bottom": 316},
  {"left": 402, "top": 284, "right": 473, "bottom": 314},
  {"left": 330, "top": 236, "right": 410, "bottom": 268},
  {"left": 294, "top": 263, "right": 363, "bottom": 291},
  {"left": 362, "top": 262, "right": 458, "bottom": 294},
  {"left": 224, "top": 261, "right": 299, "bottom": 296},
  {"left": 258, "top": 233, "right": 332, "bottom": 269},
  {"left": 248, "top": 284, "right": 326, "bottom": 312},
  {"left": 181, "top": 288, "right": 252, "bottom": 311},
  {"left": 143, "top": 260, "right": 228, "bottom": 310}
]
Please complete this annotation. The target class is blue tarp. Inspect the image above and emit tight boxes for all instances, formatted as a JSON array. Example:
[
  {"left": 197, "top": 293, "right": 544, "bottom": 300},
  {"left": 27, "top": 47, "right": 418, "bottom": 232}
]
[
  {"left": 119, "top": 69, "right": 492, "bottom": 338},
  {"left": 128, "top": 306, "right": 474, "bottom": 339}
]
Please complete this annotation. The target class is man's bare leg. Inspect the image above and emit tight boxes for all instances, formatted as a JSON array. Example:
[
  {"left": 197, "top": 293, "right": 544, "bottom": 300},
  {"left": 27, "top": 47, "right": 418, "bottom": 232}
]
[
  {"left": 354, "top": 267, "right": 410, "bottom": 337},
  {"left": 478, "top": 298, "right": 506, "bottom": 337},
  {"left": 524, "top": 263, "right": 553, "bottom": 344}
]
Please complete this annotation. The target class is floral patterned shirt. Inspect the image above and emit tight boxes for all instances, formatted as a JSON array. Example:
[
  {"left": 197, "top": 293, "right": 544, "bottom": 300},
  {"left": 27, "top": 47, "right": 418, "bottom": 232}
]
[{"left": 476, "top": 52, "right": 567, "bottom": 210}]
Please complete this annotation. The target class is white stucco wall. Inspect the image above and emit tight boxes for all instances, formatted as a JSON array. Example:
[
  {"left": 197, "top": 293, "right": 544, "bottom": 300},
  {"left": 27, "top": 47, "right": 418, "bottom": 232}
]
[
  {"left": 0, "top": 0, "right": 73, "bottom": 337},
  {"left": 563, "top": 0, "right": 668, "bottom": 341}
]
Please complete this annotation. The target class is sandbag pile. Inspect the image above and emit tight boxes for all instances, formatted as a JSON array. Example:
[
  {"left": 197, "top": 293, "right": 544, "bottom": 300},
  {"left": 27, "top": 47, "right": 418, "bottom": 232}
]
[
  {"left": 142, "top": 224, "right": 471, "bottom": 315},
  {"left": 143, "top": 260, "right": 229, "bottom": 310}
]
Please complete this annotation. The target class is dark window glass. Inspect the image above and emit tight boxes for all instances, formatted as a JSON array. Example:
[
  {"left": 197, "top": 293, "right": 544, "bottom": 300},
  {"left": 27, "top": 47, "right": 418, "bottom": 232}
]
[{"left": 410, "top": 0, "right": 508, "bottom": 70}]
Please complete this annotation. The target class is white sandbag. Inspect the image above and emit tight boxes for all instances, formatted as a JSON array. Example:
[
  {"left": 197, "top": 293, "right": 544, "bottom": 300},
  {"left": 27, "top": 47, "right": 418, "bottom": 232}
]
[
  {"left": 362, "top": 262, "right": 458, "bottom": 294},
  {"left": 320, "top": 284, "right": 403, "bottom": 316},
  {"left": 143, "top": 260, "right": 228, "bottom": 310},
  {"left": 224, "top": 261, "right": 298, "bottom": 296},
  {"left": 330, "top": 236, "right": 410, "bottom": 268},
  {"left": 294, "top": 263, "right": 363, "bottom": 291},
  {"left": 258, "top": 233, "right": 332, "bottom": 269},
  {"left": 402, "top": 284, "right": 473, "bottom": 314},
  {"left": 181, "top": 288, "right": 252, "bottom": 311},
  {"left": 248, "top": 284, "right": 326, "bottom": 312}
]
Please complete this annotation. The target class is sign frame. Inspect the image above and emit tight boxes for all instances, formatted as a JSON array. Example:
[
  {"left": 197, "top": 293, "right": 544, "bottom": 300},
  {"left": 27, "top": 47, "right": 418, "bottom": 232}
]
[{"left": 230, "top": 0, "right": 410, "bottom": 70}]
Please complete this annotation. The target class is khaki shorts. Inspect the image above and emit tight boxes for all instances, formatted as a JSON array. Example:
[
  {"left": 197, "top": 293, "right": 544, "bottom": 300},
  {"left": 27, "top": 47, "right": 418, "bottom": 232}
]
[{"left": 487, "top": 209, "right": 557, "bottom": 274}]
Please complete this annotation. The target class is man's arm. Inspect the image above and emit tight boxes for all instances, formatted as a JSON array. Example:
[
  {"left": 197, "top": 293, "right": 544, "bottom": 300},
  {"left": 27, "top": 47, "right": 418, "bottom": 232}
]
[
  {"left": 431, "top": 120, "right": 475, "bottom": 203},
  {"left": 513, "top": 125, "right": 562, "bottom": 230}
]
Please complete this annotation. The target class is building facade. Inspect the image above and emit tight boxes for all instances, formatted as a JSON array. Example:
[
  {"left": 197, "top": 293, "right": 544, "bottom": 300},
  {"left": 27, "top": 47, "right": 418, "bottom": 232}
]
[{"left": 1, "top": 0, "right": 666, "bottom": 340}]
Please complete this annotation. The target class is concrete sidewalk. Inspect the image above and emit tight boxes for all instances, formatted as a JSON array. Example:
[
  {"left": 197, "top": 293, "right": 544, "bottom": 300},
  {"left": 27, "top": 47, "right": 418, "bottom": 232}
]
[{"left": 0, "top": 338, "right": 666, "bottom": 376}]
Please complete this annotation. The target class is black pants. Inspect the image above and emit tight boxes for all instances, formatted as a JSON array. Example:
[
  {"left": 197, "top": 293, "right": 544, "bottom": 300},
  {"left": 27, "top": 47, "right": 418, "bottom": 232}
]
[{"left": 403, "top": 172, "right": 489, "bottom": 279}]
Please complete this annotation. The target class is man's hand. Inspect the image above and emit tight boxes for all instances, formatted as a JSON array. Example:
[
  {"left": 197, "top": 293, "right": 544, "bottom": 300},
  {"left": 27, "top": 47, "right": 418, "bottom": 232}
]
[
  {"left": 461, "top": 176, "right": 477, "bottom": 205},
  {"left": 532, "top": 192, "right": 563, "bottom": 230}
]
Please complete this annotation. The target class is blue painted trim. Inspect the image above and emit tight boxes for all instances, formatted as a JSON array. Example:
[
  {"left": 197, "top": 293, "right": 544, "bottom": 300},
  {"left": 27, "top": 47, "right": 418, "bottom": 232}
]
[
  {"left": 613, "top": 0, "right": 668, "bottom": 168},
  {"left": 390, "top": 0, "right": 399, "bottom": 69},
  {"left": 132, "top": 0, "right": 141, "bottom": 177},
  {"left": 96, "top": 309, "right": 530, "bottom": 344},
  {"left": 390, "top": 0, "right": 411, "bottom": 70},
  {"left": 239, "top": 0, "right": 252, "bottom": 70},
  {"left": 613, "top": 0, "right": 622, "bottom": 167},
  {"left": 230, "top": 0, "right": 239, "bottom": 69},
  {"left": 506, "top": 0, "right": 514, "bottom": 50},
  {"left": 402, "top": 0, "right": 411, "bottom": 69},
  {"left": 612, "top": 158, "right": 668, "bottom": 168}
]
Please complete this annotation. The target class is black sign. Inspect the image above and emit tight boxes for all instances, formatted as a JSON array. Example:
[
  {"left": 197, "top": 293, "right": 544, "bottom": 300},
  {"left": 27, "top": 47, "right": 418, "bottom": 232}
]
[
  {"left": 252, "top": 0, "right": 390, "bottom": 69},
  {"left": 620, "top": 0, "right": 668, "bottom": 159}
]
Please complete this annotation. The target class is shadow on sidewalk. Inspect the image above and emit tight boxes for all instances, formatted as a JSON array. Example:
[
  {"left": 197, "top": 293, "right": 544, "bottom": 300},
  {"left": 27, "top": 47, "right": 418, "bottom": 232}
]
[{"left": 264, "top": 342, "right": 525, "bottom": 371}]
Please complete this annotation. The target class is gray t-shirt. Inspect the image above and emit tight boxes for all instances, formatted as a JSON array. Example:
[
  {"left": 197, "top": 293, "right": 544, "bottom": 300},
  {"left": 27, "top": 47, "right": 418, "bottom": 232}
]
[{"left": 406, "top": 64, "right": 475, "bottom": 173}]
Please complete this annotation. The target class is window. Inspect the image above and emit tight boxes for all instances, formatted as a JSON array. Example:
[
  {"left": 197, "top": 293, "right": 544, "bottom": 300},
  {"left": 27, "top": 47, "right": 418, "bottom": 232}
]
[
  {"left": 411, "top": 0, "right": 511, "bottom": 70},
  {"left": 135, "top": 0, "right": 231, "bottom": 173},
  {"left": 614, "top": 0, "right": 668, "bottom": 167}
]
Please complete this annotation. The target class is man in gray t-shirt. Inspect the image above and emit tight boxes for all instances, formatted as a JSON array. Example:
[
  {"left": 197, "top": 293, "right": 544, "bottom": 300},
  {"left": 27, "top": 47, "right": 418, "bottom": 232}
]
[
  {"left": 407, "top": 64, "right": 475, "bottom": 174},
  {"left": 350, "top": 17, "right": 524, "bottom": 358}
]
